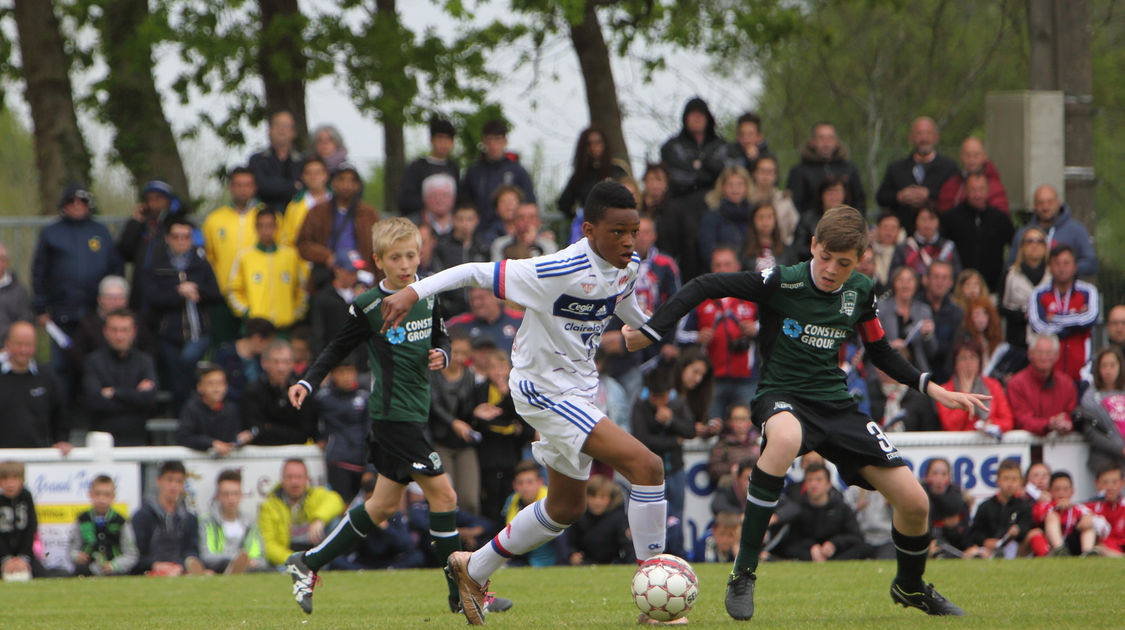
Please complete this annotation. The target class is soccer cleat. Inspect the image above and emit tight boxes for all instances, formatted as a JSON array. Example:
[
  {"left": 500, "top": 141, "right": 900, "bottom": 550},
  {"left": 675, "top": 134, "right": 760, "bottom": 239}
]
[
  {"left": 890, "top": 581, "right": 965, "bottom": 616},
  {"left": 484, "top": 593, "right": 513, "bottom": 613},
  {"left": 446, "top": 551, "right": 487, "bottom": 625},
  {"left": 451, "top": 592, "right": 513, "bottom": 614},
  {"left": 724, "top": 568, "right": 757, "bottom": 621},
  {"left": 286, "top": 552, "right": 319, "bottom": 614}
]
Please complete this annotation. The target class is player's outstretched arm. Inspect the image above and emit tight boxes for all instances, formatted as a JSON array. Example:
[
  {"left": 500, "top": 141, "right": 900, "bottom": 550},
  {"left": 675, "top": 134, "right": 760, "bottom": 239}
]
[
  {"left": 295, "top": 307, "right": 373, "bottom": 404},
  {"left": 382, "top": 263, "right": 496, "bottom": 332},
  {"left": 639, "top": 270, "right": 772, "bottom": 347}
]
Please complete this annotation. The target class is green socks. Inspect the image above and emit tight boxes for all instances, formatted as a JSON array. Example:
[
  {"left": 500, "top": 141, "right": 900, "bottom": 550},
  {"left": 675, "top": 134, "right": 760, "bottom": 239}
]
[
  {"left": 430, "top": 510, "right": 461, "bottom": 601},
  {"left": 733, "top": 466, "right": 786, "bottom": 574},
  {"left": 303, "top": 503, "right": 377, "bottom": 571}
]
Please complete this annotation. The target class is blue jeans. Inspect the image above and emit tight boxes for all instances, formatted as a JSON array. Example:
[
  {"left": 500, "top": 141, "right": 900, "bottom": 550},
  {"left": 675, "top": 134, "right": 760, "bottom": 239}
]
[
  {"left": 664, "top": 467, "right": 686, "bottom": 523},
  {"left": 159, "top": 337, "right": 210, "bottom": 414},
  {"left": 709, "top": 377, "right": 758, "bottom": 419}
]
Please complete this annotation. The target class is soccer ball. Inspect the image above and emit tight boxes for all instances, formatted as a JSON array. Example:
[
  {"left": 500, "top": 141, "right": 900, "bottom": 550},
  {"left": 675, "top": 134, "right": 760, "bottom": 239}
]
[{"left": 631, "top": 554, "right": 699, "bottom": 622}]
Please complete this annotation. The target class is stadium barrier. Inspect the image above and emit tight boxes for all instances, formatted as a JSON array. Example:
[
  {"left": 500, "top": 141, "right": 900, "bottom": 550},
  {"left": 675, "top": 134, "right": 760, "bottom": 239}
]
[
  {"left": 681, "top": 430, "right": 1093, "bottom": 555},
  {"left": 6, "top": 435, "right": 325, "bottom": 574},
  {"left": 2, "top": 430, "right": 1093, "bottom": 571}
]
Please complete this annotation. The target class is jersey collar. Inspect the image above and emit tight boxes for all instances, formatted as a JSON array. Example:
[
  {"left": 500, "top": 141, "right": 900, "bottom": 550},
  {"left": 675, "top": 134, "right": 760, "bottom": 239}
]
[
  {"left": 807, "top": 258, "right": 846, "bottom": 296},
  {"left": 378, "top": 275, "right": 418, "bottom": 294}
]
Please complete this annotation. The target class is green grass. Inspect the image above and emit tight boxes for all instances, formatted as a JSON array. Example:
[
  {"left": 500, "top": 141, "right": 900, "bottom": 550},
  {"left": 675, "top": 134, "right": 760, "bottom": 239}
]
[{"left": 3, "top": 558, "right": 1118, "bottom": 629}]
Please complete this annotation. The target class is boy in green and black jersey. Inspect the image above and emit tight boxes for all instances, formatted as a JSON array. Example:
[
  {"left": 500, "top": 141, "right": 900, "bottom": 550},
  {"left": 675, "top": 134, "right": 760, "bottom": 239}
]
[{"left": 628, "top": 206, "right": 990, "bottom": 621}]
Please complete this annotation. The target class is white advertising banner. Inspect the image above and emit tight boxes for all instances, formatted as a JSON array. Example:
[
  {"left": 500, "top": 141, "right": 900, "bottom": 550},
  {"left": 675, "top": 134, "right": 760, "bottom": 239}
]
[
  {"left": 183, "top": 455, "right": 329, "bottom": 517},
  {"left": 679, "top": 430, "right": 1091, "bottom": 559},
  {"left": 23, "top": 462, "right": 142, "bottom": 573}
]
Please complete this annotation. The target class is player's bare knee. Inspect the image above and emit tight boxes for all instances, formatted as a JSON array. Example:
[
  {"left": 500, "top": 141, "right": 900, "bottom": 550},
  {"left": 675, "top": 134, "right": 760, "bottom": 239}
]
[
  {"left": 893, "top": 489, "right": 929, "bottom": 526},
  {"left": 626, "top": 451, "right": 664, "bottom": 486},
  {"left": 429, "top": 485, "right": 458, "bottom": 513}
]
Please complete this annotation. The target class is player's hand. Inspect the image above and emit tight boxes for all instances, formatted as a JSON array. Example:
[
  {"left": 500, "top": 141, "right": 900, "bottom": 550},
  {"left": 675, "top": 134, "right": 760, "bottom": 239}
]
[
  {"left": 428, "top": 349, "right": 447, "bottom": 370},
  {"left": 928, "top": 382, "right": 990, "bottom": 415},
  {"left": 380, "top": 286, "right": 420, "bottom": 333},
  {"left": 622, "top": 325, "right": 652, "bottom": 352},
  {"left": 288, "top": 383, "right": 309, "bottom": 409}
]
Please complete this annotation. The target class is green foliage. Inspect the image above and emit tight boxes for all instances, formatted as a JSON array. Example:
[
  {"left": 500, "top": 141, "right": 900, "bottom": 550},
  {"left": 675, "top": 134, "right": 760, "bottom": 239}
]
[
  {"left": 0, "top": 108, "right": 39, "bottom": 216},
  {"left": 7, "top": 559, "right": 1123, "bottom": 629},
  {"left": 746, "top": 0, "right": 1027, "bottom": 194},
  {"left": 362, "top": 161, "right": 386, "bottom": 214},
  {"left": 1092, "top": 0, "right": 1125, "bottom": 273}
]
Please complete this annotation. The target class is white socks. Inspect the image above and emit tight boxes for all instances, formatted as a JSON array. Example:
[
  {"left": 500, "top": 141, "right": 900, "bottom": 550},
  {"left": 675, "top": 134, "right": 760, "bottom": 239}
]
[
  {"left": 468, "top": 499, "right": 567, "bottom": 585},
  {"left": 628, "top": 484, "right": 667, "bottom": 560}
]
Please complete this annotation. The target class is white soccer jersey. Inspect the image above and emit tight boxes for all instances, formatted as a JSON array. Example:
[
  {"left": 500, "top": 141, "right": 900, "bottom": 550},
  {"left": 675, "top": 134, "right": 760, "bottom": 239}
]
[{"left": 410, "top": 238, "right": 648, "bottom": 397}]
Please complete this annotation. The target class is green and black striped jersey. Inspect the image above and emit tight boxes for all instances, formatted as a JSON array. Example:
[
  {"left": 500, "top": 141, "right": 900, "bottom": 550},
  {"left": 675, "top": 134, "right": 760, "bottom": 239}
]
[
  {"left": 642, "top": 261, "right": 924, "bottom": 402},
  {"left": 300, "top": 282, "right": 450, "bottom": 423}
]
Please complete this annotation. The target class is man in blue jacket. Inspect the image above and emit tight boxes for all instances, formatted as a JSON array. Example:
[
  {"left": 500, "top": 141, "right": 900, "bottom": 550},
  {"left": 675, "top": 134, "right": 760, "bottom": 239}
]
[
  {"left": 1008, "top": 184, "right": 1098, "bottom": 277},
  {"left": 31, "top": 183, "right": 123, "bottom": 407}
]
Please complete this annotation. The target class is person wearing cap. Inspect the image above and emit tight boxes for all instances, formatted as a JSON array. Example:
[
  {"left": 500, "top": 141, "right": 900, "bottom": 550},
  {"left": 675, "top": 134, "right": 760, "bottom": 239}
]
[
  {"left": 460, "top": 118, "right": 536, "bottom": 238},
  {"left": 398, "top": 117, "right": 460, "bottom": 217},
  {"left": 117, "top": 179, "right": 189, "bottom": 313},
  {"left": 296, "top": 162, "right": 379, "bottom": 291},
  {"left": 658, "top": 97, "right": 726, "bottom": 281},
  {"left": 31, "top": 183, "right": 123, "bottom": 406},
  {"left": 249, "top": 109, "right": 303, "bottom": 214}
]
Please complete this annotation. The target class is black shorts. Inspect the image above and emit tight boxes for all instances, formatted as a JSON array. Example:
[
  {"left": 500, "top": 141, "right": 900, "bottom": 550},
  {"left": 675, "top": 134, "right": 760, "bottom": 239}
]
[
  {"left": 369, "top": 420, "right": 446, "bottom": 485},
  {"left": 751, "top": 392, "right": 906, "bottom": 490}
]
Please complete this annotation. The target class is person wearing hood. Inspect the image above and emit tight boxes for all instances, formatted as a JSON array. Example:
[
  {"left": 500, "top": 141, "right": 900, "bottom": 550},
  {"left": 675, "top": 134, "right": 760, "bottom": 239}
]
[
  {"left": 31, "top": 183, "right": 123, "bottom": 406},
  {"left": 785, "top": 122, "right": 867, "bottom": 217},
  {"left": 557, "top": 126, "right": 628, "bottom": 220},
  {"left": 659, "top": 97, "right": 726, "bottom": 280},
  {"left": 698, "top": 166, "right": 754, "bottom": 268},
  {"left": 0, "top": 242, "right": 32, "bottom": 341},
  {"left": 117, "top": 179, "right": 190, "bottom": 314},
  {"left": 460, "top": 119, "right": 536, "bottom": 237},
  {"left": 1007, "top": 184, "right": 1097, "bottom": 277},
  {"left": 876, "top": 117, "right": 959, "bottom": 234}
]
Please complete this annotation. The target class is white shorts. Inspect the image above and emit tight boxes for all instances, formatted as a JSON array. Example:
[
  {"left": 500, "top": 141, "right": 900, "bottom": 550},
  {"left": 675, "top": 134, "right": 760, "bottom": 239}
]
[{"left": 512, "top": 379, "right": 606, "bottom": 481}]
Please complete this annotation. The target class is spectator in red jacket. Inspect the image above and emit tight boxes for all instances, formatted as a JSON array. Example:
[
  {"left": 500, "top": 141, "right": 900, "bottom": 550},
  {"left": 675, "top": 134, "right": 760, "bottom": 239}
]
[
  {"left": 1008, "top": 333, "right": 1079, "bottom": 436},
  {"left": 937, "top": 136, "right": 1009, "bottom": 213},
  {"left": 1028, "top": 245, "right": 1099, "bottom": 384},
  {"left": 937, "top": 338, "right": 1012, "bottom": 434}
]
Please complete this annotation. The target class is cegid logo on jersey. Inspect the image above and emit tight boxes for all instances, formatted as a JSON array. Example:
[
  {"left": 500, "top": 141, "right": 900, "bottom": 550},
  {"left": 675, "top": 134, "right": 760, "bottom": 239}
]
[
  {"left": 552, "top": 294, "right": 617, "bottom": 322},
  {"left": 781, "top": 318, "right": 848, "bottom": 349}
]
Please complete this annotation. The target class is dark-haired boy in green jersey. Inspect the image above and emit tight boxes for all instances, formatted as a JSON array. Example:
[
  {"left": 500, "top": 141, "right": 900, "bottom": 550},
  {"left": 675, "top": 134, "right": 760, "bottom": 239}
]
[{"left": 626, "top": 206, "right": 990, "bottom": 621}]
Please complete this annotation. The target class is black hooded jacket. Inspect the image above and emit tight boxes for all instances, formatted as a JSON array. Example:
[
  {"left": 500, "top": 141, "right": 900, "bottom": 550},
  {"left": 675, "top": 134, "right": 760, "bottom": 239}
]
[{"left": 660, "top": 98, "right": 727, "bottom": 198}]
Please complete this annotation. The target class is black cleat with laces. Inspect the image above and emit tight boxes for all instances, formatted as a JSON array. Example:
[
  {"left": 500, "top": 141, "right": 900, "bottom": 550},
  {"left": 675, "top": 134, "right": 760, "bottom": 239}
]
[
  {"left": 724, "top": 569, "right": 757, "bottom": 621},
  {"left": 890, "top": 580, "right": 965, "bottom": 616}
]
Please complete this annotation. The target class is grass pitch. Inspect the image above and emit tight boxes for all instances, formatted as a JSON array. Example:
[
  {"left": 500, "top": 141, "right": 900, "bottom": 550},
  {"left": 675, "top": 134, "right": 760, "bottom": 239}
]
[{"left": 2, "top": 558, "right": 1115, "bottom": 629}]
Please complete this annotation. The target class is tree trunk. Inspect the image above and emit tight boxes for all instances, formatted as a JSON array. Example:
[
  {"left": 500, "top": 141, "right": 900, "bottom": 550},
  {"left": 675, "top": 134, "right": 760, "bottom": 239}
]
[
  {"left": 1054, "top": 0, "right": 1095, "bottom": 232},
  {"left": 1026, "top": 0, "right": 1056, "bottom": 90},
  {"left": 376, "top": 0, "right": 406, "bottom": 215},
  {"left": 569, "top": 1, "right": 631, "bottom": 171},
  {"left": 98, "top": 0, "right": 191, "bottom": 201},
  {"left": 257, "top": 0, "right": 309, "bottom": 150},
  {"left": 13, "top": 0, "right": 91, "bottom": 215}
]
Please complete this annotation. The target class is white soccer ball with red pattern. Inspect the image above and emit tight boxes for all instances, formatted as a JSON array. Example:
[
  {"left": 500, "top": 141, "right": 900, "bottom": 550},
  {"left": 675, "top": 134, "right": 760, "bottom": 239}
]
[{"left": 631, "top": 554, "right": 699, "bottom": 621}]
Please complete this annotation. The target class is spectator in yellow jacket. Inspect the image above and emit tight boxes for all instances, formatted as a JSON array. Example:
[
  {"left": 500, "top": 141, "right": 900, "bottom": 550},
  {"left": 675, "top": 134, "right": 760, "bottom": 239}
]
[
  {"left": 228, "top": 209, "right": 309, "bottom": 330},
  {"left": 281, "top": 158, "right": 332, "bottom": 249},
  {"left": 259, "top": 458, "right": 345, "bottom": 566},
  {"left": 203, "top": 167, "right": 262, "bottom": 295}
]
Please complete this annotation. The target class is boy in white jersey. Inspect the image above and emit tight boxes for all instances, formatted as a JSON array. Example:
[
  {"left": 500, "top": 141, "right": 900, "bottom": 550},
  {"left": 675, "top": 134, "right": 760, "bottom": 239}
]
[{"left": 380, "top": 182, "right": 669, "bottom": 625}]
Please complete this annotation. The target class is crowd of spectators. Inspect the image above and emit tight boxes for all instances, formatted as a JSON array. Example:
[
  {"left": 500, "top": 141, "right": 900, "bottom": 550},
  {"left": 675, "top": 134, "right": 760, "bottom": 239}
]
[{"left": 0, "top": 98, "right": 1123, "bottom": 576}]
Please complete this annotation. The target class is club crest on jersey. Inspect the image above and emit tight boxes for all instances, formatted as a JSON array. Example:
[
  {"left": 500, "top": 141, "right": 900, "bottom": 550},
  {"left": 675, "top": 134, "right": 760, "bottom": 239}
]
[
  {"left": 840, "top": 290, "right": 857, "bottom": 316},
  {"left": 618, "top": 275, "right": 628, "bottom": 287},
  {"left": 426, "top": 296, "right": 435, "bottom": 309},
  {"left": 386, "top": 325, "right": 406, "bottom": 344},
  {"left": 782, "top": 318, "right": 803, "bottom": 339},
  {"left": 581, "top": 281, "right": 596, "bottom": 295}
]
